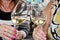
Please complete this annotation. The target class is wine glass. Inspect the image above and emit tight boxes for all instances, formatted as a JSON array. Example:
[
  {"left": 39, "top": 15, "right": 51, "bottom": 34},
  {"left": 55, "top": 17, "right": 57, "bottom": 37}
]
[
  {"left": 31, "top": 5, "right": 46, "bottom": 29},
  {"left": 11, "top": 0, "right": 28, "bottom": 29},
  {"left": 11, "top": 0, "right": 29, "bottom": 40}
]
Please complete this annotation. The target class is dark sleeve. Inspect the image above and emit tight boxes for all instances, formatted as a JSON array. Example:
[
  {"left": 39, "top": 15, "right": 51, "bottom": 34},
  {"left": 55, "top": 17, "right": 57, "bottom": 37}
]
[{"left": 0, "top": 37, "right": 3, "bottom": 40}]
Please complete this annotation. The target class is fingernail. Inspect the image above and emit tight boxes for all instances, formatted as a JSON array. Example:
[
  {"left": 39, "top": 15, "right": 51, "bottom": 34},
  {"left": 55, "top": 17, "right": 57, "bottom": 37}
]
[
  {"left": 13, "top": 29, "right": 17, "bottom": 33},
  {"left": 13, "top": 34, "right": 16, "bottom": 37},
  {"left": 8, "top": 38, "right": 12, "bottom": 40},
  {"left": 13, "top": 35, "right": 16, "bottom": 38},
  {"left": 11, "top": 34, "right": 16, "bottom": 39}
]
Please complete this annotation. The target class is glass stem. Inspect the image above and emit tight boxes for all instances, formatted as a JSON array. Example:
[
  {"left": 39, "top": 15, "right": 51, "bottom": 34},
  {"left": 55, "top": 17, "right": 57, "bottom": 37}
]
[
  {"left": 38, "top": 25, "right": 43, "bottom": 31},
  {"left": 14, "top": 24, "right": 18, "bottom": 29}
]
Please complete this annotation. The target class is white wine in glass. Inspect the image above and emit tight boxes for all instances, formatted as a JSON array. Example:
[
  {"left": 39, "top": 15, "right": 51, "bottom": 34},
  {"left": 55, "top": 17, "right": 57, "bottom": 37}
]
[
  {"left": 31, "top": 8, "right": 46, "bottom": 28},
  {"left": 11, "top": 0, "right": 27, "bottom": 28},
  {"left": 31, "top": 17, "right": 45, "bottom": 26},
  {"left": 11, "top": 0, "right": 28, "bottom": 40},
  {"left": 11, "top": 16, "right": 26, "bottom": 25}
]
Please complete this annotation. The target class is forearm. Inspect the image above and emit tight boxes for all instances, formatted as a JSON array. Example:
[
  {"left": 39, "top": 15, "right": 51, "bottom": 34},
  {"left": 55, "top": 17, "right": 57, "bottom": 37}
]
[{"left": 42, "top": 1, "right": 52, "bottom": 34}]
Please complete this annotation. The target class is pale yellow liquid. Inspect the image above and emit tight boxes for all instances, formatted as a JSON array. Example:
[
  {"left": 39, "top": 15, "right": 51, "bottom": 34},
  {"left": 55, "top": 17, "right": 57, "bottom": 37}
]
[
  {"left": 11, "top": 16, "right": 26, "bottom": 25},
  {"left": 31, "top": 18, "right": 45, "bottom": 26}
]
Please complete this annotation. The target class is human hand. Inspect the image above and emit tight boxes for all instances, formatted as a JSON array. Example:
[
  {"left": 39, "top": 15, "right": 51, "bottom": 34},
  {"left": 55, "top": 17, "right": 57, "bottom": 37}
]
[
  {"left": 0, "top": 24, "right": 17, "bottom": 40},
  {"left": 33, "top": 26, "right": 47, "bottom": 40},
  {"left": 16, "top": 31, "right": 23, "bottom": 40}
]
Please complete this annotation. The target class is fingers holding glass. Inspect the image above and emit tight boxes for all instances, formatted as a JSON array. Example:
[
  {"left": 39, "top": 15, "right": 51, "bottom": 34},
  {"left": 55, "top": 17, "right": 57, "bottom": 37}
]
[
  {"left": 33, "top": 27, "right": 46, "bottom": 40},
  {"left": 0, "top": 24, "right": 17, "bottom": 40}
]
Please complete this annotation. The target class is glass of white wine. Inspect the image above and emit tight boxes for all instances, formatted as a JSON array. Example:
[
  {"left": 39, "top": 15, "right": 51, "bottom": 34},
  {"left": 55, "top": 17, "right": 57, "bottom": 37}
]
[
  {"left": 11, "top": 0, "right": 28, "bottom": 29},
  {"left": 11, "top": 0, "right": 28, "bottom": 40},
  {"left": 31, "top": 7, "right": 46, "bottom": 29}
]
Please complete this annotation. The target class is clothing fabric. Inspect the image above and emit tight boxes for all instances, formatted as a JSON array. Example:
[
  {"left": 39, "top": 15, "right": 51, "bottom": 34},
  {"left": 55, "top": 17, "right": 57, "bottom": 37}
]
[
  {"left": 48, "top": 0, "right": 60, "bottom": 40},
  {"left": 0, "top": 10, "right": 11, "bottom": 20}
]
